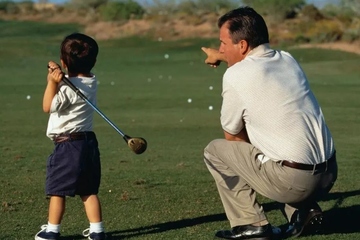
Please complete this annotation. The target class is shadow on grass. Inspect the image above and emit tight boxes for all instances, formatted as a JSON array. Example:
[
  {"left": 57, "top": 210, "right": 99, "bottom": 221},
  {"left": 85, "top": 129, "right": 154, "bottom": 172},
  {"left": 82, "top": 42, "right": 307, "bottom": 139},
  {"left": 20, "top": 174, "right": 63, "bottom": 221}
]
[
  {"left": 61, "top": 190, "right": 360, "bottom": 239},
  {"left": 61, "top": 235, "right": 84, "bottom": 240},
  {"left": 105, "top": 213, "right": 227, "bottom": 240},
  {"left": 107, "top": 201, "right": 281, "bottom": 239},
  {"left": 320, "top": 189, "right": 360, "bottom": 235},
  {"left": 322, "top": 205, "right": 360, "bottom": 235}
]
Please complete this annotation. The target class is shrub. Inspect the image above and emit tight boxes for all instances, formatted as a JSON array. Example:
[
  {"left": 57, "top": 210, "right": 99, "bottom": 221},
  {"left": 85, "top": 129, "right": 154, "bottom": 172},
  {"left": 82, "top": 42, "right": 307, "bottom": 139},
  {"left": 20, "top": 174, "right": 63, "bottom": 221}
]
[
  {"left": 299, "top": 4, "right": 324, "bottom": 21},
  {"left": 99, "top": 0, "right": 145, "bottom": 21},
  {"left": 306, "top": 20, "right": 343, "bottom": 43},
  {"left": 17, "top": 1, "right": 35, "bottom": 14},
  {"left": 68, "top": 0, "right": 108, "bottom": 11},
  {"left": 0, "top": 1, "right": 11, "bottom": 11},
  {"left": 0, "top": 1, "right": 19, "bottom": 14},
  {"left": 341, "top": 17, "right": 360, "bottom": 42},
  {"left": 177, "top": 0, "right": 237, "bottom": 16},
  {"left": 242, "top": 0, "right": 306, "bottom": 22},
  {"left": 146, "top": 0, "right": 237, "bottom": 20}
]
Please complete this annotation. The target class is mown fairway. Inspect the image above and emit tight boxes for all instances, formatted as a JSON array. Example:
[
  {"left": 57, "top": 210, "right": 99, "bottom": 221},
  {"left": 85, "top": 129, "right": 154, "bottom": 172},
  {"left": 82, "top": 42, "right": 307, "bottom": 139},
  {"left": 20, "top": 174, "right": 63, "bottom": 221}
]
[{"left": 0, "top": 21, "right": 359, "bottom": 240}]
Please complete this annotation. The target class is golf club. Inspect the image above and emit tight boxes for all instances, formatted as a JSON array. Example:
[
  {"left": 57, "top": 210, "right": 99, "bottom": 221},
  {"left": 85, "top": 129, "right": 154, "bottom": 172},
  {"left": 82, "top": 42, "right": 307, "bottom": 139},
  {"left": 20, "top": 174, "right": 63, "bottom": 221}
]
[{"left": 48, "top": 65, "right": 147, "bottom": 154}]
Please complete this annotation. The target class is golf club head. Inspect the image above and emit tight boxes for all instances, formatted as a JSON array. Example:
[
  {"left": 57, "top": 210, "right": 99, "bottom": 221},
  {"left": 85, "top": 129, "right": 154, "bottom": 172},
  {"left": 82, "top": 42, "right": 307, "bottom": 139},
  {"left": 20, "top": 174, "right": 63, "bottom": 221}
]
[{"left": 123, "top": 135, "right": 147, "bottom": 154}]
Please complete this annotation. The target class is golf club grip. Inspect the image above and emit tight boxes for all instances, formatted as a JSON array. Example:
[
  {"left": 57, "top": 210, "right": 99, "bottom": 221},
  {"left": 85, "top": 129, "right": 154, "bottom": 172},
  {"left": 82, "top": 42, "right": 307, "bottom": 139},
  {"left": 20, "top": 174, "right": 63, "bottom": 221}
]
[{"left": 62, "top": 76, "right": 88, "bottom": 101}]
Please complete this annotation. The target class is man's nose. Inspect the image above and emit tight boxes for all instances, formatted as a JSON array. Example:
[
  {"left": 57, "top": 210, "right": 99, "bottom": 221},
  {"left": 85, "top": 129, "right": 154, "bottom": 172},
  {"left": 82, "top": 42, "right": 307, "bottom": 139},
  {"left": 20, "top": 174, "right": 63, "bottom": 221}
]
[{"left": 219, "top": 45, "right": 224, "bottom": 53}]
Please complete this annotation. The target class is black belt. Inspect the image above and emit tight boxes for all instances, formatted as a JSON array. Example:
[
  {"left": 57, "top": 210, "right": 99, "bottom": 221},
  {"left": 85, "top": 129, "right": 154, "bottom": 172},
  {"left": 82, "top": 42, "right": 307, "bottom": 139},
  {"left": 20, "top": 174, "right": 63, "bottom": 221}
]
[
  {"left": 54, "top": 131, "right": 95, "bottom": 143},
  {"left": 281, "top": 152, "right": 336, "bottom": 171}
]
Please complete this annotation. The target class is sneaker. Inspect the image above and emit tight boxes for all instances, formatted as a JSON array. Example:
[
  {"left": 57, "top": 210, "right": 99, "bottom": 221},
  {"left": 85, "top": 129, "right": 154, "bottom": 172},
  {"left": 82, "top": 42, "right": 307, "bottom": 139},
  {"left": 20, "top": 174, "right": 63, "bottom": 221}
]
[
  {"left": 35, "top": 225, "right": 60, "bottom": 240},
  {"left": 83, "top": 228, "right": 106, "bottom": 240}
]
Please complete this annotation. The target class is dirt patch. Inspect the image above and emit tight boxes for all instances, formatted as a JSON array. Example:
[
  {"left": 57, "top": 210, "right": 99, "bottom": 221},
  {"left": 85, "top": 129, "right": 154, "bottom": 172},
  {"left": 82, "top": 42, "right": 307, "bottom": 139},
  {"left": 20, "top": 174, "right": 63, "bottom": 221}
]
[
  {"left": 84, "top": 20, "right": 152, "bottom": 40},
  {"left": 84, "top": 19, "right": 218, "bottom": 41}
]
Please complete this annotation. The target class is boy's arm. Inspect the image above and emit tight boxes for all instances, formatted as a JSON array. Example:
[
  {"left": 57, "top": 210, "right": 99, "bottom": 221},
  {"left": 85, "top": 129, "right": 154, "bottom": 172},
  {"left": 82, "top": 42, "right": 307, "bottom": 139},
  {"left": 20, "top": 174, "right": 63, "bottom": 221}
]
[
  {"left": 43, "top": 61, "right": 64, "bottom": 113},
  {"left": 201, "top": 47, "right": 227, "bottom": 67},
  {"left": 43, "top": 81, "right": 58, "bottom": 113}
]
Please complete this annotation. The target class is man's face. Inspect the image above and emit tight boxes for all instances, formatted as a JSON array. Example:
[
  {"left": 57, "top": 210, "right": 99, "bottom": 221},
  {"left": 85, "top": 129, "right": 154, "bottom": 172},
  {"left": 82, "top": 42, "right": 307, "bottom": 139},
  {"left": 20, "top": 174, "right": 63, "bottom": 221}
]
[{"left": 219, "top": 23, "right": 247, "bottom": 67}]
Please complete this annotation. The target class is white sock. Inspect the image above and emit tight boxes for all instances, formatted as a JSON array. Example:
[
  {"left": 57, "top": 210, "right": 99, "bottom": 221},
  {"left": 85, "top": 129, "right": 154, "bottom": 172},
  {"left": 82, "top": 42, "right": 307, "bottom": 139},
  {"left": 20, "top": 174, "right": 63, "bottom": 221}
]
[
  {"left": 47, "top": 222, "right": 60, "bottom": 233},
  {"left": 90, "top": 222, "right": 104, "bottom": 233}
]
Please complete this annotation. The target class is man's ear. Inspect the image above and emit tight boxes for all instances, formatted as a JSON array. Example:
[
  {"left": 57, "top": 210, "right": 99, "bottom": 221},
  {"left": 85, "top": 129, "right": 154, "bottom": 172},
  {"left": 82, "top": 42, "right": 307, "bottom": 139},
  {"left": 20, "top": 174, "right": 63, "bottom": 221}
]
[{"left": 239, "top": 40, "right": 249, "bottom": 55}]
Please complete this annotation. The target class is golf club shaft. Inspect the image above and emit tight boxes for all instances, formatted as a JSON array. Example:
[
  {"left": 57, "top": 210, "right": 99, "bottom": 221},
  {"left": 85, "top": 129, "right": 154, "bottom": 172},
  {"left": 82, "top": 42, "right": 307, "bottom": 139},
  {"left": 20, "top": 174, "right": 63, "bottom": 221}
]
[{"left": 62, "top": 76, "right": 126, "bottom": 138}]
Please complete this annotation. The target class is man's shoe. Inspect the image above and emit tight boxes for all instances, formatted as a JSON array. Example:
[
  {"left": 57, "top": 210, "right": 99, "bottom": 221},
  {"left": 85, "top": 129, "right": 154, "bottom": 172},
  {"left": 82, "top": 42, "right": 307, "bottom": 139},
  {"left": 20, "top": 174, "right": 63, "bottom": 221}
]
[
  {"left": 83, "top": 228, "right": 107, "bottom": 240},
  {"left": 34, "top": 225, "right": 60, "bottom": 240},
  {"left": 285, "top": 206, "right": 323, "bottom": 238},
  {"left": 215, "top": 224, "right": 274, "bottom": 239}
]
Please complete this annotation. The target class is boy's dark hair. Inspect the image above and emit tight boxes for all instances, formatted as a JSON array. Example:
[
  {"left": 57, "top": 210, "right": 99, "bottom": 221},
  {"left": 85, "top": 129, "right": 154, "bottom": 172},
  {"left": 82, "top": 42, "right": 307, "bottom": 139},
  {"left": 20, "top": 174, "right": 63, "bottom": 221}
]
[
  {"left": 60, "top": 33, "right": 98, "bottom": 74},
  {"left": 218, "top": 6, "right": 269, "bottom": 48}
]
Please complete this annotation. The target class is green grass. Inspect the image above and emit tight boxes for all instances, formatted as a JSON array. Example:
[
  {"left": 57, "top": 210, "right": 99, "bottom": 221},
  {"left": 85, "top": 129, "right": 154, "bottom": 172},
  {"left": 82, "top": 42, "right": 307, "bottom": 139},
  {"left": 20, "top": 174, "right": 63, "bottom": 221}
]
[{"left": 0, "top": 21, "right": 360, "bottom": 240}]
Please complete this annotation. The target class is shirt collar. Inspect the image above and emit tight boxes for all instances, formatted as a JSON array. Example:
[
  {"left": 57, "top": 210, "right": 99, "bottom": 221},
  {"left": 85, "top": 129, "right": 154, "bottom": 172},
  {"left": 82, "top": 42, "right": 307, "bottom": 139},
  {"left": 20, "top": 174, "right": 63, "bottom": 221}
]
[{"left": 246, "top": 43, "right": 273, "bottom": 57}]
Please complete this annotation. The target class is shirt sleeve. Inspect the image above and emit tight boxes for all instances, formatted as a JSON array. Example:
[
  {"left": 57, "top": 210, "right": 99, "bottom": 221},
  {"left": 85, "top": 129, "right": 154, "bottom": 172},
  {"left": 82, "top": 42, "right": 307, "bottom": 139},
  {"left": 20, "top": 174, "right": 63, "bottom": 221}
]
[
  {"left": 220, "top": 70, "right": 245, "bottom": 135},
  {"left": 49, "top": 84, "right": 77, "bottom": 113}
]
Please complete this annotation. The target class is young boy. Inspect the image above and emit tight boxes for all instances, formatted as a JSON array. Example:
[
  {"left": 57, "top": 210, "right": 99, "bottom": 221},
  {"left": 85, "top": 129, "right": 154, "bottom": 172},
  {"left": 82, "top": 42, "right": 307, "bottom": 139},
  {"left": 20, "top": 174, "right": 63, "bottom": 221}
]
[{"left": 35, "top": 33, "right": 106, "bottom": 240}]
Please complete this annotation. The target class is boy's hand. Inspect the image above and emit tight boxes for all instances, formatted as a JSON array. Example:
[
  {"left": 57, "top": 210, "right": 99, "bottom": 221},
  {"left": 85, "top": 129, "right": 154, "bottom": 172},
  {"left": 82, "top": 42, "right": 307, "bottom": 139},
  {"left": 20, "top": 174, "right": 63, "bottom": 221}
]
[
  {"left": 47, "top": 61, "right": 63, "bottom": 83},
  {"left": 201, "top": 47, "right": 223, "bottom": 68}
]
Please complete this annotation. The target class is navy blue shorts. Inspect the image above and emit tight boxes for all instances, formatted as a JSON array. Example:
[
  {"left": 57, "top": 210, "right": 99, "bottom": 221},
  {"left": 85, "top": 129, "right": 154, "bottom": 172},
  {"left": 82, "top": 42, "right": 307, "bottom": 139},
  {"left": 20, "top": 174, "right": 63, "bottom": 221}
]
[{"left": 46, "top": 132, "right": 101, "bottom": 197}]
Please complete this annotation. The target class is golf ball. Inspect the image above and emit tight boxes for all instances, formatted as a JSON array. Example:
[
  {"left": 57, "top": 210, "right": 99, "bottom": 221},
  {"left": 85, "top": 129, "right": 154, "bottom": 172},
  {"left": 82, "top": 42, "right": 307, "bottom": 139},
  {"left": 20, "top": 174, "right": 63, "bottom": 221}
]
[
  {"left": 26, "top": 95, "right": 31, "bottom": 100},
  {"left": 164, "top": 54, "right": 169, "bottom": 59},
  {"left": 209, "top": 86, "right": 213, "bottom": 90},
  {"left": 110, "top": 81, "right": 115, "bottom": 85},
  {"left": 208, "top": 106, "right": 213, "bottom": 110},
  {"left": 187, "top": 98, "right": 192, "bottom": 103}
]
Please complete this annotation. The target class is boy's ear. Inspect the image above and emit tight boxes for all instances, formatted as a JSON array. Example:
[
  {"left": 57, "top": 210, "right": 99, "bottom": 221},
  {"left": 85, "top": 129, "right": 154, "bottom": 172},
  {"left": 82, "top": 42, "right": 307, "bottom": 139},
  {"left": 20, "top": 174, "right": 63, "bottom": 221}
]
[{"left": 60, "top": 59, "right": 66, "bottom": 70}]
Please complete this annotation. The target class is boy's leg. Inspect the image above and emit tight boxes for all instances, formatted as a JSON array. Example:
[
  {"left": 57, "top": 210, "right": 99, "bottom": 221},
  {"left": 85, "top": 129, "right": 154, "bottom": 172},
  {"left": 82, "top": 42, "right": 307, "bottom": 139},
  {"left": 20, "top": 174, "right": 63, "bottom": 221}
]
[
  {"left": 81, "top": 194, "right": 102, "bottom": 222},
  {"left": 78, "top": 135, "right": 105, "bottom": 238},
  {"left": 81, "top": 194, "right": 106, "bottom": 239},
  {"left": 35, "top": 196, "right": 64, "bottom": 239},
  {"left": 48, "top": 196, "right": 66, "bottom": 224}
]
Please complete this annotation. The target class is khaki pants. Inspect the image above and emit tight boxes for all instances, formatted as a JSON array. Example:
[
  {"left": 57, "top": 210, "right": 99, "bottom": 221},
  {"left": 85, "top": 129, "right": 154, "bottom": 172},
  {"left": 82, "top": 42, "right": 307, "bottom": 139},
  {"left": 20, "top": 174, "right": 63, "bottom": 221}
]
[{"left": 204, "top": 139, "right": 337, "bottom": 227}]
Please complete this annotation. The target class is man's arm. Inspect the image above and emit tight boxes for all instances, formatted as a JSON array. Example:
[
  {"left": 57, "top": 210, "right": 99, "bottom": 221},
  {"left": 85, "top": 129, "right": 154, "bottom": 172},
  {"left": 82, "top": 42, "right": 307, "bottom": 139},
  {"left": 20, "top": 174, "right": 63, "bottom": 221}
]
[
  {"left": 201, "top": 47, "right": 226, "bottom": 67},
  {"left": 224, "top": 128, "right": 250, "bottom": 143}
]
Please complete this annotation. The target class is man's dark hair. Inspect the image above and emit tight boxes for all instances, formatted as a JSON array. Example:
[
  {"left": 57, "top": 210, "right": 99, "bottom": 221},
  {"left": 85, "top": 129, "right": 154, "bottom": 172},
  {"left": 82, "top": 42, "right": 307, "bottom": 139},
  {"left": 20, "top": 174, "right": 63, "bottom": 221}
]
[
  {"left": 60, "top": 33, "right": 98, "bottom": 74},
  {"left": 218, "top": 6, "right": 269, "bottom": 48}
]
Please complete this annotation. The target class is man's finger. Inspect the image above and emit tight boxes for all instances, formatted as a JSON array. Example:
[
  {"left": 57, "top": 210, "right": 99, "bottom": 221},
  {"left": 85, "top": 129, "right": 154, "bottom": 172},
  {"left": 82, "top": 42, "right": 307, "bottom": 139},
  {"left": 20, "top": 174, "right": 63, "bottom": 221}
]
[{"left": 201, "top": 47, "right": 208, "bottom": 54}]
